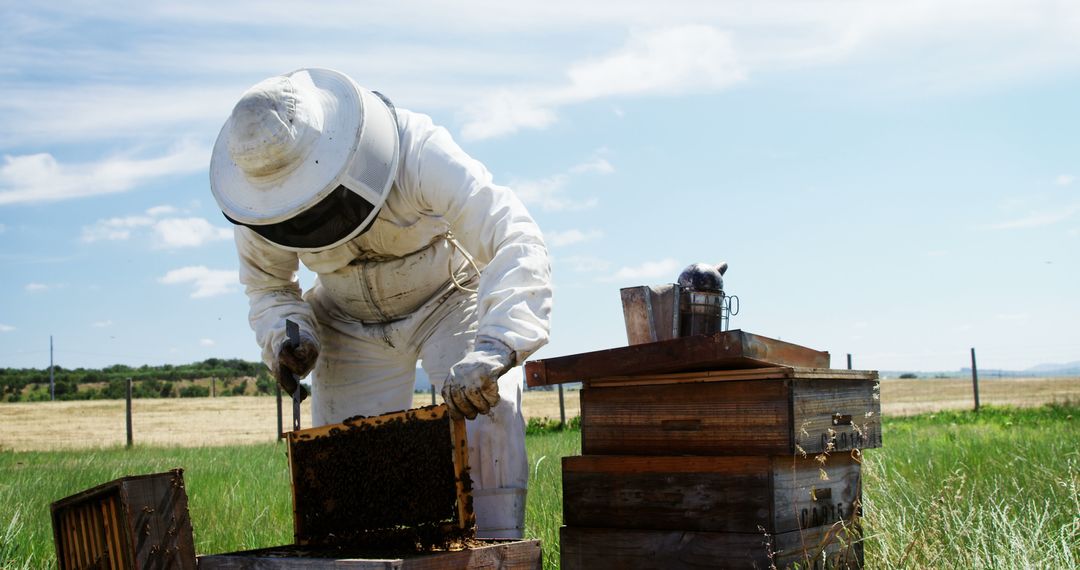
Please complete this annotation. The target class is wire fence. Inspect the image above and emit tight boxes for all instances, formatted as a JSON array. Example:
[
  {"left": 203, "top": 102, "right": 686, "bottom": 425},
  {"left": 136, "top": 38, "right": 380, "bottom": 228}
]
[{"left": 2, "top": 346, "right": 1076, "bottom": 452}]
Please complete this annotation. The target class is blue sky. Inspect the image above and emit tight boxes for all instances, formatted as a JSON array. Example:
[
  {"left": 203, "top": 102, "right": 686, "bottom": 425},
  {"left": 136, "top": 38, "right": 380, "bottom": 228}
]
[{"left": 1, "top": 1, "right": 1077, "bottom": 373}]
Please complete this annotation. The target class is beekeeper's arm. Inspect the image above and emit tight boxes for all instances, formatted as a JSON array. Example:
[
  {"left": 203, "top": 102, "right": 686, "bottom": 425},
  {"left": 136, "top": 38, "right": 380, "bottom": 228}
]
[
  {"left": 235, "top": 227, "right": 321, "bottom": 392},
  {"left": 401, "top": 114, "right": 552, "bottom": 419}
]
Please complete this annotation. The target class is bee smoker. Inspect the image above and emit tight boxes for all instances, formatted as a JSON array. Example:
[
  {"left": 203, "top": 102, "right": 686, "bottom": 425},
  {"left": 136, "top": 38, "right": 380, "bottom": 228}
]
[{"left": 677, "top": 262, "right": 739, "bottom": 337}]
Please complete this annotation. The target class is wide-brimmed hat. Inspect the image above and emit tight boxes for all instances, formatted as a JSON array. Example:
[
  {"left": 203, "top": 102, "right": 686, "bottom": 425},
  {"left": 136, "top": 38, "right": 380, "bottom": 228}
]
[{"left": 210, "top": 68, "right": 400, "bottom": 252}]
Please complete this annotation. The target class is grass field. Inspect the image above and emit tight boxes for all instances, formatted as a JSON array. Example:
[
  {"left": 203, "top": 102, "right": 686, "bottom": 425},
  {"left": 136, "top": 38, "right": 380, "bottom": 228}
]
[{"left": 3, "top": 402, "right": 1078, "bottom": 569}]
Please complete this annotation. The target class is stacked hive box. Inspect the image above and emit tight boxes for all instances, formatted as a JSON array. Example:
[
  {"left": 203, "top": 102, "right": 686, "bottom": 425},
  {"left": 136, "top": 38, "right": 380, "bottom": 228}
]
[
  {"left": 50, "top": 469, "right": 197, "bottom": 570},
  {"left": 525, "top": 331, "right": 881, "bottom": 570}
]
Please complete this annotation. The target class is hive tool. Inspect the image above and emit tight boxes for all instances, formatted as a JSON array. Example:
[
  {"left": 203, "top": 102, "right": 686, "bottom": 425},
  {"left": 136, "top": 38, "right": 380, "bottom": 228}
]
[{"left": 283, "top": 319, "right": 308, "bottom": 431}]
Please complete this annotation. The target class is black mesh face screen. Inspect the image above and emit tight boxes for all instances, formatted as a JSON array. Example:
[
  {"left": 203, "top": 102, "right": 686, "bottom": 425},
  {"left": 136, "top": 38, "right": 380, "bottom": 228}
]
[{"left": 224, "top": 184, "right": 377, "bottom": 250}]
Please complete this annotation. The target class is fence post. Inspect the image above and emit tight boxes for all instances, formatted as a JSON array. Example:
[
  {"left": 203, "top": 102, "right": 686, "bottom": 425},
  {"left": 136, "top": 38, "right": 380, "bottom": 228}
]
[
  {"left": 970, "top": 348, "right": 980, "bottom": 412},
  {"left": 558, "top": 383, "right": 566, "bottom": 428},
  {"left": 846, "top": 353, "right": 852, "bottom": 370},
  {"left": 49, "top": 335, "right": 55, "bottom": 401},
  {"left": 126, "top": 378, "right": 133, "bottom": 449},
  {"left": 211, "top": 377, "right": 217, "bottom": 398},
  {"left": 276, "top": 383, "right": 284, "bottom": 440},
  {"left": 431, "top": 385, "right": 436, "bottom": 406}
]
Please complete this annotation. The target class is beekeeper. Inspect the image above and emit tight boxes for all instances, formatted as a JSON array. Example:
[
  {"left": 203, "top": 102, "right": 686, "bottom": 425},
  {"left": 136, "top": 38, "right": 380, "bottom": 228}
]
[{"left": 209, "top": 68, "right": 552, "bottom": 539}]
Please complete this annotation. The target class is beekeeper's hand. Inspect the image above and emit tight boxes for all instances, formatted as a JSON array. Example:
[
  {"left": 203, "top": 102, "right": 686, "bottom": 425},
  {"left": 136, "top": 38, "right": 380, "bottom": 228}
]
[
  {"left": 276, "top": 329, "right": 318, "bottom": 400},
  {"left": 442, "top": 339, "right": 515, "bottom": 420}
]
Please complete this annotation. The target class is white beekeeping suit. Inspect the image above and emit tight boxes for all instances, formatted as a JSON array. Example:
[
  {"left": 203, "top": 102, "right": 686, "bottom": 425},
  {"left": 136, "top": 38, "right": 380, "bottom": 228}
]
[{"left": 209, "top": 68, "right": 552, "bottom": 538}]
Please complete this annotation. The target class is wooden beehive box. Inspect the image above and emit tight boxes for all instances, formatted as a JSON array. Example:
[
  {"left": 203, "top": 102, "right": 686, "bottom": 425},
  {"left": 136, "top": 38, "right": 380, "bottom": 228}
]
[
  {"left": 525, "top": 331, "right": 878, "bottom": 456},
  {"left": 579, "top": 367, "right": 881, "bottom": 456},
  {"left": 562, "top": 454, "right": 862, "bottom": 534},
  {"left": 50, "top": 469, "right": 196, "bottom": 570},
  {"left": 560, "top": 525, "right": 863, "bottom": 570},
  {"left": 285, "top": 404, "right": 474, "bottom": 547},
  {"left": 525, "top": 331, "right": 875, "bottom": 569}
]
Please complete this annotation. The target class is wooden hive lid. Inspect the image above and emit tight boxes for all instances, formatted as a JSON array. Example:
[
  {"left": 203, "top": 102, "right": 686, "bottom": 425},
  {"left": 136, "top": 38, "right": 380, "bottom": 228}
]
[{"left": 525, "top": 330, "right": 838, "bottom": 387}]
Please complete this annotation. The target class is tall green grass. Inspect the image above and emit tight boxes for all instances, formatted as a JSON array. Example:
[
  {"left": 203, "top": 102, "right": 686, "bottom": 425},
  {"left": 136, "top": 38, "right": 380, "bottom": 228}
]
[
  {"left": 525, "top": 428, "right": 579, "bottom": 568},
  {"left": 1, "top": 405, "right": 1076, "bottom": 569},
  {"left": 861, "top": 405, "right": 1079, "bottom": 569},
  {"left": 0, "top": 445, "right": 295, "bottom": 568}
]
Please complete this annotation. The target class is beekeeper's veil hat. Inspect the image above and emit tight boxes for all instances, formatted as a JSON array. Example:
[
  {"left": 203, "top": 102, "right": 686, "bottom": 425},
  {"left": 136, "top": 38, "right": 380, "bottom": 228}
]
[{"left": 210, "top": 68, "right": 399, "bottom": 252}]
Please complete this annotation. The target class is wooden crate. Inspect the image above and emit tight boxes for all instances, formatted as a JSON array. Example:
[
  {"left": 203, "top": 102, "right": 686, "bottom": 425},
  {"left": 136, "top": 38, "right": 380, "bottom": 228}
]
[
  {"left": 51, "top": 469, "right": 196, "bottom": 570},
  {"left": 560, "top": 526, "right": 862, "bottom": 570},
  {"left": 580, "top": 367, "right": 880, "bottom": 456},
  {"left": 197, "top": 539, "right": 542, "bottom": 569},
  {"left": 562, "top": 454, "right": 861, "bottom": 534},
  {"left": 524, "top": 330, "right": 830, "bottom": 387},
  {"left": 286, "top": 404, "right": 473, "bottom": 546}
]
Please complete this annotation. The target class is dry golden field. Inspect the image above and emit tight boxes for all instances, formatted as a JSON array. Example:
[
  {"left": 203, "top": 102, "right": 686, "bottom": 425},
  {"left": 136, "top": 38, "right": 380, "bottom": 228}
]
[
  {"left": 878, "top": 375, "right": 1078, "bottom": 415},
  {"left": 1, "top": 377, "right": 1075, "bottom": 452},
  {"left": 0, "top": 389, "right": 580, "bottom": 452}
]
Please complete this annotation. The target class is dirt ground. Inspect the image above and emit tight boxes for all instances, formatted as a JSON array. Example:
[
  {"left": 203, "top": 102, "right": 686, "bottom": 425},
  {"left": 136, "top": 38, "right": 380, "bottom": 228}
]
[{"left": 1, "top": 378, "right": 1074, "bottom": 452}]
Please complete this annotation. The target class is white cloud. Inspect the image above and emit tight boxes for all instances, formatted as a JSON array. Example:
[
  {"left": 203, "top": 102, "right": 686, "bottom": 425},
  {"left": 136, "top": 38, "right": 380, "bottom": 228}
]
[
  {"left": 153, "top": 217, "right": 233, "bottom": 248},
  {"left": 461, "top": 26, "right": 744, "bottom": 140},
  {"left": 81, "top": 216, "right": 154, "bottom": 242},
  {"left": 513, "top": 174, "right": 598, "bottom": 212},
  {"left": 92, "top": 320, "right": 114, "bottom": 328},
  {"left": 460, "top": 91, "right": 558, "bottom": 141},
  {"left": 146, "top": 205, "right": 179, "bottom": 217},
  {"left": 989, "top": 205, "right": 1079, "bottom": 230},
  {"left": 553, "top": 255, "right": 612, "bottom": 273},
  {"left": 546, "top": 229, "right": 604, "bottom": 247},
  {"left": 570, "top": 157, "right": 615, "bottom": 175},
  {"left": 159, "top": 266, "right": 239, "bottom": 298},
  {"left": 82, "top": 211, "right": 232, "bottom": 248},
  {"left": 995, "top": 312, "right": 1029, "bottom": 322},
  {"left": 0, "top": 141, "right": 209, "bottom": 206},
  {"left": 512, "top": 150, "right": 614, "bottom": 212},
  {"left": 561, "top": 25, "right": 744, "bottom": 100},
  {"left": 0, "top": 323, "right": 14, "bottom": 333},
  {"left": 4, "top": 2, "right": 1080, "bottom": 149},
  {"left": 1056, "top": 174, "right": 1076, "bottom": 186},
  {"left": 199, "top": 338, "right": 215, "bottom": 347},
  {"left": 25, "top": 282, "right": 49, "bottom": 292},
  {"left": 603, "top": 258, "right": 683, "bottom": 282}
]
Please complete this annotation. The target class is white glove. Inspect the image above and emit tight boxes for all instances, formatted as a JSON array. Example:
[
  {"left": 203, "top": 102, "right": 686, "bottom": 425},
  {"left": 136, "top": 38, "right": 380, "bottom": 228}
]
[{"left": 442, "top": 339, "right": 515, "bottom": 420}]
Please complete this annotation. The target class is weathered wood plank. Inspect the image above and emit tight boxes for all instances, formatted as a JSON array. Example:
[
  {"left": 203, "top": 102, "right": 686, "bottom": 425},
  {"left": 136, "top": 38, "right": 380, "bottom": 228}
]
[
  {"left": 524, "top": 330, "right": 830, "bottom": 387},
  {"left": 560, "top": 526, "right": 862, "bottom": 570},
  {"left": 583, "top": 367, "right": 877, "bottom": 389},
  {"left": 580, "top": 376, "right": 881, "bottom": 456},
  {"left": 580, "top": 380, "right": 793, "bottom": 455},
  {"left": 197, "top": 540, "right": 542, "bottom": 570},
  {"left": 562, "top": 456, "right": 771, "bottom": 532},
  {"left": 562, "top": 455, "right": 861, "bottom": 534},
  {"left": 793, "top": 379, "right": 882, "bottom": 454},
  {"left": 771, "top": 453, "right": 863, "bottom": 533}
]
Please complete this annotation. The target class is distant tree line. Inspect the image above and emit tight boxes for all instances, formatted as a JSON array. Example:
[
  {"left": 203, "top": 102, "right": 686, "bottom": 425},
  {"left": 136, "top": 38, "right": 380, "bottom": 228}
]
[{"left": 0, "top": 358, "right": 275, "bottom": 402}]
